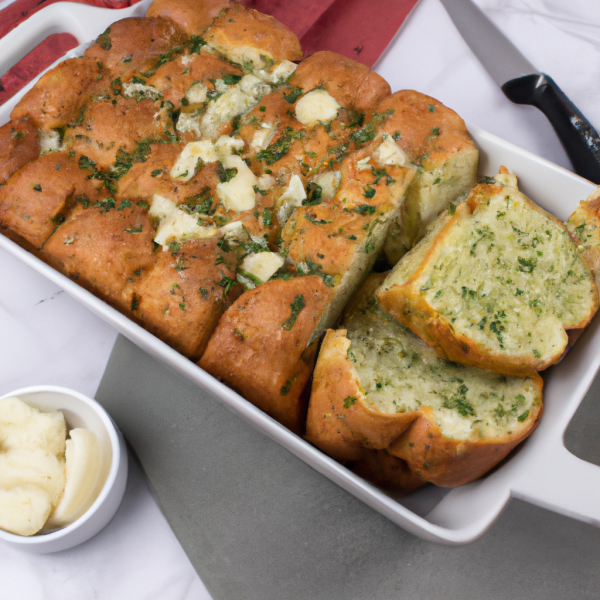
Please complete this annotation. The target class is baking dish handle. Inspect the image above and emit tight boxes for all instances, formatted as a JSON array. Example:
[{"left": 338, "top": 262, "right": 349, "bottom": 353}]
[
  {"left": 513, "top": 446, "right": 600, "bottom": 527},
  {"left": 0, "top": 0, "right": 149, "bottom": 79}
]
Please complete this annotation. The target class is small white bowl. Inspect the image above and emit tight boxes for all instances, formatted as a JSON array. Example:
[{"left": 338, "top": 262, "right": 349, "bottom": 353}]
[{"left": 0, "top": 385, "right": 128, "bottom": 553}]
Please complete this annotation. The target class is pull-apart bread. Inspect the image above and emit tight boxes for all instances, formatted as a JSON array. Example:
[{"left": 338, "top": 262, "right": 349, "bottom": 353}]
[
  {"left": 2, "top": 0, "right": 591, "bottom": 492},
  {"left": 378, "top": 168, "right": 598, "bottom": 376},
  {"left": 306, "top": 274, "right": 544, "bottom": 489},
  {"left": 378, "top": 91, "right": 479, "bottom": 265}
]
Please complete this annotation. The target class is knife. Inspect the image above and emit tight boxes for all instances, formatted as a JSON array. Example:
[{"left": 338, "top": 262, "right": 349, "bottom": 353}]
[{"left": 439, "top": 0, "right": 600, "bottom": 184}]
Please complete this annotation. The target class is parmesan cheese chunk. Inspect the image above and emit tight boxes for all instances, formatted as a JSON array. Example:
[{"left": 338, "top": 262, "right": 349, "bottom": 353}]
[
  {"left": 276, "top": 174, "right": 307, "bottom": 222},
  {"left": 122, "top": 83, "right": 162, "bottom": 101},
  {"left": 295, "top": 88, "right": 341, "bottom": 127},
  {"left": 373, "top": 136, "right": 410, "bottom": 167},
  {"left": 215, "top": 135, "right": 244, "bottom": 157},
  {"left": 257, "top": 174, "right": 275, "bottom": 191},
  {"left": 216, "top": 155, "right": 258, "bottom": 213},
  {"left": 251, "top": 123, "right": 276, "bottom": 150},
  {"left": 38, "top": 129, "right": 61, "bottom": 155},
  {"left": 256, "top": 60, "right": 297, "bottom": 84},
  {"left": 185, "top": 82, "right": 208, "bottom": 104},
  {"left": 202, "top": 75, "right": 271, "bottom": 138},
  {"left": 312, "top": 170, "right": 341, "bottom": 200},
  {"left": 176, "top": 110, "right": 202, "bottom": 137},
  {"left": 219, "top": 221, "right": 249, "bottom": 247},
  {"left": 240, "top": 251, "right": 285, "bottom": 283},
  {"left": 150, "top": 194, "right": 217, "bottom": 247},
  {"left": 170, "top": 136, "right": 245, "bottom": 181},
  {"left": 208, "top": 43, "right": 273, "bottom": 75}
]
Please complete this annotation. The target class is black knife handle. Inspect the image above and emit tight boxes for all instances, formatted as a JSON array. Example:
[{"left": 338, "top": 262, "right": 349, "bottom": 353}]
[{"left": 502, "top": 73, "right": 600, "bottom": 184}]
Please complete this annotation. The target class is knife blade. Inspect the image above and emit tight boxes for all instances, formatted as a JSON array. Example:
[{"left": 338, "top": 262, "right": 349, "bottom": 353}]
[{"left": 439, "top": 0, "right": 600, "bottom": 184}]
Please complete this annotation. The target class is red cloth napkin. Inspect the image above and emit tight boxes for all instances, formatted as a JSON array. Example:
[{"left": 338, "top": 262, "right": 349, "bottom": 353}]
[
  {"left": 241, "top": 0, "right": 418, "bottom": 69},
  {"left": 0, "top": 0, "right": 418, "bottom": 107}
]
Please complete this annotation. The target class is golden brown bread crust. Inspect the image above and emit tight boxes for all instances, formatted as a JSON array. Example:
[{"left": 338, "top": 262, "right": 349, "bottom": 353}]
[
  {"left": 281, "top": 159, "right": 414, "bottom": 278},
  {"left": 378, "top": 182, "right": 599, "bottom": 376},
  {"left": 205, "top": 3, "right": 303, "bottom": 64},
  {"left": 146, "top": 51, "right": 242, "bottom": 110},
  {"left": 0, "top": 152, "right": 103, "bottom": 250},
  {"left": 200, "top": 276, "right": 334, "bottom": 434},
  {"left": 305, "top": 329, "right": 418, "bottom": 461},
  {"left": 11, "top": 58, "right": 107, "bottom": 131},
  {"left": 146, "top": 0, "right": 231, "bottom": 35},
  {"left": 350, "top": 449, "right": 425, "bottom": 494},
  {"left": 0, "top": 120, "right": 39, "bottom": 185},
  {"left": 133, "top": 239, "right": 238, "bottom": 360},
  {"left": 377, "top": 90, "right": 479, "bottom": 264},
  {"left": 377, "top": 90, "right": 475, "bottom": 168},
  {"left": 84, "top": 17, "right": 188, "bottom": 80},
  {"left": 115, "top": 142, "right": 222, "bottom": 204},
  {"left": 386, "top": 403, "right": 544, "bottom": 487},
  {"left": 42, "top": 200, "right": 156, "bottom": 313},
  {"left": 306, "top": 276, "right": 545, "bottom": 489},
  {"left": 290, "top": 51, "right": 391, "bottom": 114},
  {"left": 566, "top": 186, "right": 600, "bottom": 285},
  {"left": 63, "top": 97, "right": 175, "bottom": 167}
]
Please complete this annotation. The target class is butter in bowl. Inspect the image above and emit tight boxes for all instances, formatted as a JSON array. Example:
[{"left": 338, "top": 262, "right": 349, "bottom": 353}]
[{"left": 0, "top": 386, "right": 127, "bottom": 553}]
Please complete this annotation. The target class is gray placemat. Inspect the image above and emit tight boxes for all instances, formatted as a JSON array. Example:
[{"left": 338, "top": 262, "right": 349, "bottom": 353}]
[{"left": 96, "top": 334, "right": 600, "bottom": 600}]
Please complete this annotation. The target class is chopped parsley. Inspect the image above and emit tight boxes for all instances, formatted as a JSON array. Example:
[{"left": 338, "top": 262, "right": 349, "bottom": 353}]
[
  {"left": 283, "top": 87, "right": 304, "bottom": 103},
  {"left": 257, "top": 126, "right": 305, "bottom": 165},
  {"left": 343, "top": 396, "right": 358, "bottom": 409},
  {"left": 97, "top": 28, "right": 112, "bottom": 51},
  {"left": 353, "top": 204, "right": 376, "bottom": 215},
  {"left": 281, "top": 295, "right": 305, "bottom": 330}
]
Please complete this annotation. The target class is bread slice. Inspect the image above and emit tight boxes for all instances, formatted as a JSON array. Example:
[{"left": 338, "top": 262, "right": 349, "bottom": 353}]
[
  {"left": 377, "top": 168, "right": 599, "bottom": 375},
  {"left": 306, "top": 273, "right": 544, "bottom": 488},
  {"left": 566, "top": 185, "right": 600, "bottom": 288},
  {"left": 376, "top": 90, "right": 478, "bottom": 265}
]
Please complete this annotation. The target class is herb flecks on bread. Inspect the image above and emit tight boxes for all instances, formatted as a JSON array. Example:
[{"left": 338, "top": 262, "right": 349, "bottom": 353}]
[
  {"left": 306, "top": 274, "right": 544, "bottom": 488},
  {"left": 378, "top": 168, "right": 599, "bottom": 375}
]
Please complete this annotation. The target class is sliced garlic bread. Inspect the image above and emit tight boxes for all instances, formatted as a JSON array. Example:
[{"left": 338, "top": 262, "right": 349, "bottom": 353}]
[
  {"left": 306, "top": 273, "right": 544, "bottom": 488},
  {"left": 566, "top": 185, "right": 600, "bottom": 288},
  {"left": 377, "top": 168, "right": 598, "bottom": 375}
]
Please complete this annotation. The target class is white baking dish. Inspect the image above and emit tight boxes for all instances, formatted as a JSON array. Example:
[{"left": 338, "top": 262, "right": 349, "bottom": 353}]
[{"left": 1, "top": 0, "right": 599, "bottom": 545}]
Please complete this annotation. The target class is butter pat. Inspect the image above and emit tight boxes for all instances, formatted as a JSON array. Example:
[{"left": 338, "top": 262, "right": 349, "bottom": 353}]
[
  {"left": 295, "top": 88, "right": 340, "bottom": 127},
  {"left": 47, "top": 429, "right": 104, "bottom": 529},
  {"left": 0, "top": 397, "right": 106, "bottom": 537},
  {"left": 0, "top": 396, "right": 66, "bottom": 456},
  {"left": 0, "top": 484, "right": 52, "bottom": 537}
]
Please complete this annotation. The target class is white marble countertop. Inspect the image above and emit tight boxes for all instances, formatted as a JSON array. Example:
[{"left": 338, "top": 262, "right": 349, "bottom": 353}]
[{"left": 1, "top": 0, "right": 599, "bottom": 597}]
